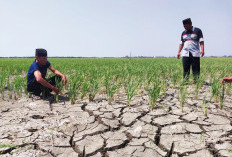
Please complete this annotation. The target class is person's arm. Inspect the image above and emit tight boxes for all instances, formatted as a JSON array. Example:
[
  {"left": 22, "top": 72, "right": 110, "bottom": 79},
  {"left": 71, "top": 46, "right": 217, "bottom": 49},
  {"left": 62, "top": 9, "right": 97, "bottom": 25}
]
[
  {"left": 177, "top": 44, "right": 183, "bottom": 59},
  {"left": 200, "top": 42, "right": 204, "bottom": 57},
  {"left": 222, "top": 76, "right": 232, "bottom": 84},
  {"left": 49, "top": 66, "right": 67, "bottom": 85},
  {"left": 34, "top": 70, "right": 59, "bottom": 94},
  {"left": 178, "top": 33, "right": 184, "bottom": 59}
]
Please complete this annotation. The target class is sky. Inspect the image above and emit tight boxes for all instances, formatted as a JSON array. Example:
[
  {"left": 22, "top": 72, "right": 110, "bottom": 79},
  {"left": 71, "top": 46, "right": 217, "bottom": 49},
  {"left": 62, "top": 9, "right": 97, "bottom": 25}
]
[{"left": 0, "top": 0, "right": 231, "bottom": 57}]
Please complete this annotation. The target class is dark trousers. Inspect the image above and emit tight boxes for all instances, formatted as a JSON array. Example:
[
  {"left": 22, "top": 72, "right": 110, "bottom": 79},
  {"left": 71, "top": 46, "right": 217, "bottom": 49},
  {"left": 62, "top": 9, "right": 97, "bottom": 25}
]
[
  {"left": 27, "top": 75, "right": 61, "bottom": 96},
  {"left": 182, "top": 52, "right": 200, "bottom": 81}
]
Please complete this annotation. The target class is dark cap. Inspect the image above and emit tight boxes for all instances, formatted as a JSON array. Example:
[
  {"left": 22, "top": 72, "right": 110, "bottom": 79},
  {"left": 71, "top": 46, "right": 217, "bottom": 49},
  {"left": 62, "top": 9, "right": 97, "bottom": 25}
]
[
  {"left": 35, "top": 48, "right": 47, "bottom": 57},
  {"left": 183, "top": 18, "right": 192, "bottom": 25}
]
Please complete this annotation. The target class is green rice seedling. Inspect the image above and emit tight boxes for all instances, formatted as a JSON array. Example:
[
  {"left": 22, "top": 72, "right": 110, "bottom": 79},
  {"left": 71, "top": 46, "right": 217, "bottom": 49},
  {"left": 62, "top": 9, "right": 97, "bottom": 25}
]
[
  {"left": 202, "top": 97, "right": 208, "bottom": 116},
  {"left": 209, "top": 72, "right": 214, "bottom": 83},
  {"left": 68, "top": 79, "right": 81, "bottom": 104},
  {"left": 69, "top": 80, "right": 77, "bottom": 104},
  {"left": 88, "top": 77, "right": 99, "bottom": 102},
  {"left": 80, "top": 79, "right": 89, "bottom": 100},
  {"left": 6, "top": 76, "right": 13, "bottom": 99},
  {"left": 200, "top": 133, "right": 205, "bottom": 143},
  {"left": 180, "top": 87, "right": 187, "bottom": 112},
  {"left": 179, "top": 78, "right": 187, "bottom": 93},
  {"left": 144, "top": 73, "right": 154, "bottom": 90},
  {"left": 68, "top": 73, "right": 83, "bottom": 104},
  {"left": 54, "top": 76, "right": 64, "bottom": 102},
  {"left": 0, "top": 74, "right": 6, "bottom": 100},
  {"left": 124, "top": 77, "right": 139, "bottom": 106},
  {"left": 172, "top": 71, "right": 180, "bottom": 87},
  {"left": 104, "top": 75, "right": 119, "bottom": 104},
  {"left": 22, "top": 79, "right": 28, "bottom": 95},
  {"left": 145, "top": 80, "right": 161, "bottom": 110},
  {"left": 14, "top": 76, "right": 23, "bottom": 99},
  {"left": 219, "top": 84, "right": 225, "bottom": 109},
  {"left": 194, "top": 74, "right": 205, "bottom": 99},
  {"left": 160, "top": 77, "right": 169, "bottom": 96},
  {"left": 179, "top": 78, "right": 188, "bottom": 112},
  {"left": 210, "top": 77, "right": 220, "bottom": 102}
]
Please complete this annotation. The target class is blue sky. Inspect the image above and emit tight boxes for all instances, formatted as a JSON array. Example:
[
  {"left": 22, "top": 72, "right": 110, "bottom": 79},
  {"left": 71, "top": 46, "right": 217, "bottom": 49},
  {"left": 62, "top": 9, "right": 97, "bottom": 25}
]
[{"left": 0, "top": 0, "right": 231, "bottom": 57}]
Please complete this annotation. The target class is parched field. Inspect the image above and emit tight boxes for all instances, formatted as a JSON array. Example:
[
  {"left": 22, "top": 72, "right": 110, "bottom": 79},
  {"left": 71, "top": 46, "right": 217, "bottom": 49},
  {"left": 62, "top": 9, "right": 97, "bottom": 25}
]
[{"left": 0, "top": 58, "right": 232, "bottom": 157}]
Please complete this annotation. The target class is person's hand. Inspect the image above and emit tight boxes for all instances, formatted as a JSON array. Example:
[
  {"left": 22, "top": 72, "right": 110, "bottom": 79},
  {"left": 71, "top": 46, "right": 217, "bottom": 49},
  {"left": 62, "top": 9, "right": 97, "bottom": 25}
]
[
  {"left": 52, "top": 86, "right": 59, "bottom": 95},
  {"left": 200, "top": 50, "right": 204, "bottom": 57},
  {"left": 222, "top": 77, "right": 232, "bottom": 84},
  {"left": 62, "top": 76, "right": 67, "bottom": 85},
  {"left": 177, "top": 53, "right": 180, "bottom": 59}
]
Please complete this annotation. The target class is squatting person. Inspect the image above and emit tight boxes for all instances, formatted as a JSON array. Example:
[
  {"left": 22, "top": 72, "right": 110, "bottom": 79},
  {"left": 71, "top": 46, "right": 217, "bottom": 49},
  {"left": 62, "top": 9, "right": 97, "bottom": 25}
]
[
  {"left": 27, "top": 48, "right": 67, "bottom": 99},
  {"left": 177, "top": 18, "right": 205, "bottom": 82}
]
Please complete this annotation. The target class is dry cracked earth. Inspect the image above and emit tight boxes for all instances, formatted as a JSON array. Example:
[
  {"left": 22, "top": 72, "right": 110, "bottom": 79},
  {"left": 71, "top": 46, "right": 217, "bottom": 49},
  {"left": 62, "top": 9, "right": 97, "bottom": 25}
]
[{"left": 0, "top": 86, "right": 232, "bottom": 157}]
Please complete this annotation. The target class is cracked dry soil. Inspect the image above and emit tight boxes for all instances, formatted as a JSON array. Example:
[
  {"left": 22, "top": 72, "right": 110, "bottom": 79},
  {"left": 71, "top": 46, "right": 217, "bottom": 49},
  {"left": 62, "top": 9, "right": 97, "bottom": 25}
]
[{"left": 0, "top": 86, "right": 232, "bottom": 157}]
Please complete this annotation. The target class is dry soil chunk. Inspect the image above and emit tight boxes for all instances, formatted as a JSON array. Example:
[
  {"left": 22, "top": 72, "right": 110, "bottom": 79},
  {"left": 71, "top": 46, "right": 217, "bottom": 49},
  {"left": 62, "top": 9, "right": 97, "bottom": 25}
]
[
  {"left": 101, "top": 118, "right": 120, "bottom": 129},
  {"left": 161, "top": 123, "right": 201, "bottom": 134},
  {"left": 122, "top": 112, "right": 141, "bottom": 126},
  {"left": 206, "top": 114, "right": 230, "bottom": 125},
  {"left": 184, "top": 149, "right": 213, "bottom": 157},
  {"left": 102, "top": 131, "right": 128, "bottom": 149},
  {"left": 153, "top": 114, "right": 182, "bottom": 126},
  {"left": 74, "top": 134, "right": 104, "bottom": 156},
  {"left": 182, "top": 112, "right": 198, "bottom": 121},
  {"left": 160, "top": 134, "right": 206, "bottom": 154}
]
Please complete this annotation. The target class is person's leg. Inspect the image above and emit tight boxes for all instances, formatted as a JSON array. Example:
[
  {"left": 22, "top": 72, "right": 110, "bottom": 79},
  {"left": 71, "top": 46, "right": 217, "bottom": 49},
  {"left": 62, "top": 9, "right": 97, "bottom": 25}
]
[
  {"left": 192, "top": 57, "right": 200, "bottom": 82},
  {"left": 27, "top": 79, "right": 42, "bottom": 96},
  {"left": 182, "top": 56, "right": 191, "bottom": 80}
]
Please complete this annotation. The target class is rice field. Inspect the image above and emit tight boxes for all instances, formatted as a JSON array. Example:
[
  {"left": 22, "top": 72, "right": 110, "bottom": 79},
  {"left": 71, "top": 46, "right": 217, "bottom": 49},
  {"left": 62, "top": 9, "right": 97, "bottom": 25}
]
[{"left": 1, "top": 58, "right": 232, "bottom": 106}]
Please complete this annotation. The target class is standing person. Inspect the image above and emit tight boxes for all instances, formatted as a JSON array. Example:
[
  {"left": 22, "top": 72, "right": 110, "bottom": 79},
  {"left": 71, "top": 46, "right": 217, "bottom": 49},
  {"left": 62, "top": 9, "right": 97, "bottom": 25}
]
[
  {"left": 177, "top": 18, "right": 205, "bottom": 82},
  {"left": 27, "top": 48, "right": 67, "bottom": 100}
]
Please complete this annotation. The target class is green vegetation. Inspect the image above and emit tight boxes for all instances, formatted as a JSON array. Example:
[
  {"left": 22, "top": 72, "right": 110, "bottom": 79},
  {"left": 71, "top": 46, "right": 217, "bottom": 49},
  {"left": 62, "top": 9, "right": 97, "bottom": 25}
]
[
  {"left": 202, "top": 97, "right": 208, "bottom": 116},
  {"left": 0, "top": 58, "right": 232, "bottom": 112},
  {"left": 0, "top": 144, "right": 16, "bottom": 148}
]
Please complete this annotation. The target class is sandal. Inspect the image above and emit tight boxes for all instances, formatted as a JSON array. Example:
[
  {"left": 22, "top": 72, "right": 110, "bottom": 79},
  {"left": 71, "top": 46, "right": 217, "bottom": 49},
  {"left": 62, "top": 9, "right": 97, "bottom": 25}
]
[{"left": 33, "top": 95, "right": 41, "bottom": 100}]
